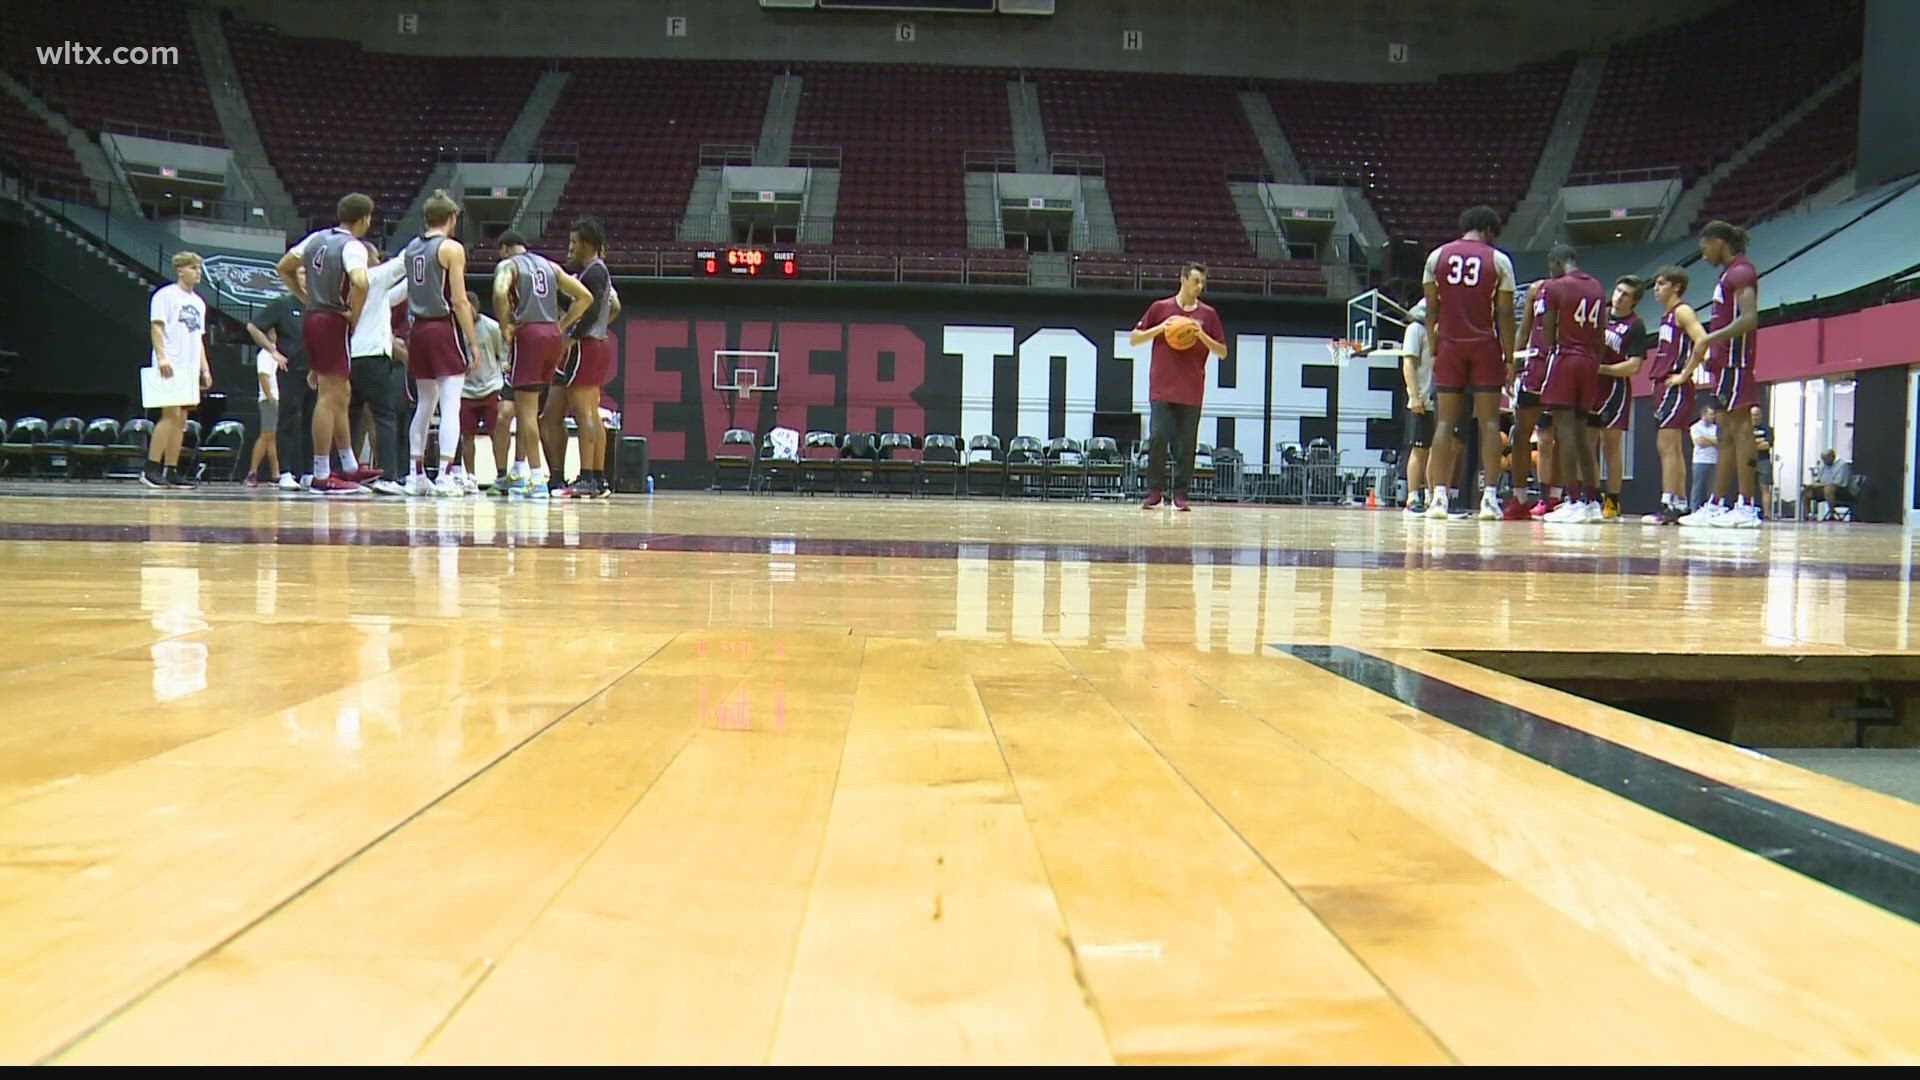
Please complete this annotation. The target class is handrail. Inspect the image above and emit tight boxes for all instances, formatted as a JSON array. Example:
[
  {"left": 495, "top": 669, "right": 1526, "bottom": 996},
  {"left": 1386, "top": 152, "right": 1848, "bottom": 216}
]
[
  {"left": 101, "top": 120, "right": 225, "bottom": 148},
  {"left": 1744, "top": 153, "right": 1857, "bottom": 227},
  {"left": 1564, "top": 166, "right": 1683, "bottom": 187}
]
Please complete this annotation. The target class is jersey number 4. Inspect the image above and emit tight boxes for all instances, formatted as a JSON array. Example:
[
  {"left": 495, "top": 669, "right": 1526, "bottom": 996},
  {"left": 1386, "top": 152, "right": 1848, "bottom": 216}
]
[{"left": 1445, "top": 255, "right": 1482, "bottom": 287}]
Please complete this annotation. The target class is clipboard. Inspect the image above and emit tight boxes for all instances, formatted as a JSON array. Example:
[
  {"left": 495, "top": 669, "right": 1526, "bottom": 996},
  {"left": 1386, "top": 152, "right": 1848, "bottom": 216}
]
[{"left": 141, "top": 364, "right": 200, "bottom": 409}]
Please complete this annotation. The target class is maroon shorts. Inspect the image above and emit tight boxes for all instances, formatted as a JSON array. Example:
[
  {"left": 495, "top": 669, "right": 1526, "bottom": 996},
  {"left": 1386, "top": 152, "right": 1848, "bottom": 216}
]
[
  {"left": 1434, "top": 336, "right": 1505, "bottom": 393},
  {"left": 459, "top": 396, "right": 498, "bottom": 437},
  {"left": 301, "top": 309, "right": 353, "bottom": 380},
  {"left": 407, "top": 317, "right": 469, "bottom": 380},
  {"left": 1589, "top": 378, "right": 1631, "bottom": 432},
  {"left": 508, "top": 322, "right": 564, "bottom": 390},
  {"left": 1711, "top": 364, "right": 1760, "bottom": 412},
  {"left": 1653, "top": 381, "right": 1695, "bottom": 430},
  {"left": 1516, "top": 346, "right": 1548, "bottom": 398},
  {"left": 1540, "top": 349, "right": 1600, "bottom": 411},
  {"left": 558, "top": 336, "right": 616, "bottom": 389}
]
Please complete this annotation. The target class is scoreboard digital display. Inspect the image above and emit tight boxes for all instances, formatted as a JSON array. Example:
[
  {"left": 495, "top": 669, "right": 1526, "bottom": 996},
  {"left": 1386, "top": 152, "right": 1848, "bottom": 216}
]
[{"left": 697, "top": 247, "right": 798, "bottom": 279}]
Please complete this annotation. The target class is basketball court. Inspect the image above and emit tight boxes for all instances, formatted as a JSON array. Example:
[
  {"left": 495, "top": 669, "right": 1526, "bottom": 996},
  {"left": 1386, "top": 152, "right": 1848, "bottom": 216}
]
[{"left": 2, "top": 489, "right": 1918, "bottom": 1064}]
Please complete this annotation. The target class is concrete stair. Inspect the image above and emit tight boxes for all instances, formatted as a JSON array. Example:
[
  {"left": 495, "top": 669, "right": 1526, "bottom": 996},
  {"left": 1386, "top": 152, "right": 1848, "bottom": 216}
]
[
  {"left": 497, "top": 71, "right": 569, "bottom": 162},
  {"left": 183, "top": 2, "right": 298, "bottom": 233}
]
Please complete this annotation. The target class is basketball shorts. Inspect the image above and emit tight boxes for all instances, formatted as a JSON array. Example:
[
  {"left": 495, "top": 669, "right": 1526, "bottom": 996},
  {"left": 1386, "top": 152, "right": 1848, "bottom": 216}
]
[
  {"left": 1515, "top": 388, "right": 1543, "bottom": 411},
  {"left": 1404, "top": 408, "right": 1436, "bottom": 449},
  {"left": 1516, "top": 349, "right": 1548, "bottom": 399},
  {"left": 508, "top": 322, "right": 564, "bottom": 390},
  {"left": 1588, "top": 378, "right": 1630, "bottom": 431},
  {"left": 301, "top": 309, "right": 353, "bottom": 380},
  {"left": 1654, "top": 381, "right": 1695, "bottom": 430},
  {"left": 257, "top": 397, "right": 279, "bottom": 433},
  {"left": 1434, "top": 337, "right": 1504, "bottom": 393},
  {"left": 459, "top": 396, "right": 498, "bottom": 438},
  {"left": 1540, "top": 350, "right": 1599, "bottom": 412},
  {"left": 407, "top": 317, "right": 469, "bottom": 381},
  {"left": 557, "top": 336, "right": 616, "bottom": 389},
  {"left": 1712, "top": 364, "right": 1759, "bottom": 412}
]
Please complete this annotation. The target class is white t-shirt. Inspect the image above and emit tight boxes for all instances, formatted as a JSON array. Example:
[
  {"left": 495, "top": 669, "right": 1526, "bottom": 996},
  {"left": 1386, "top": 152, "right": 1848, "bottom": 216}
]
[
  {"left": 1691, "top": 419, "right": 1719, "bottom": 464},
  {"left": 256, "top": 347, "right": 279, "bottom": 401},
  {"left": 149, "top": 283, "right": 207, "bottom": 372},
  {"left": 348, "top": 257, "right": 408, "bottom": 358}
]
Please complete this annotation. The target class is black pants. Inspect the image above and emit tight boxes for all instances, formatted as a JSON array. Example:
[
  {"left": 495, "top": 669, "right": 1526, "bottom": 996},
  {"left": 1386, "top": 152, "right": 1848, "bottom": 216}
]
[
  {"left": 1146, "top": 400, "right": 1203, "bottom": 495},
  {"left": 276, "top": 372, "right": 315, "bottom": 475},
  {"left": 349, "top": 354, "right": 406, "bottom": 480}
]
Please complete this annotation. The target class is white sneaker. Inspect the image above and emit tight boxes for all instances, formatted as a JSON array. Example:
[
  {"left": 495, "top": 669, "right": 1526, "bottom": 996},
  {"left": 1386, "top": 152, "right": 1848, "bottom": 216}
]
[
  {"left": 1715, "top": 502, "right": 1762, "bottom": 529},
  {"left": 1478, "top": 489, "right": 1501, "bottom": 521},
  {"left": 1677, "top": 503, "right": 1726, "bottom": 528},
  {"left": 1426, "top": 492, "right": 1451, "bottom": 519},
  {"left": 433, "top": 473, "right": 464, "bottom": 498},
  {"left": 460, "top": 472, "right": 480, "bottom": 495},
  {"left": 1641, "top": 511, "right": 1666, "bottom": 525},
  {"left": 404, "top": 474, "right": 433, "bottom": 497},
  {"left": 1543, "top": 500, "right": 1582, "bottom": 523},
  {"left": 277, "top": 472, "right": 299, "bottom": 491},
  {"left": 1583, "top": 501, "right": 1605, "bottom": 523},
  {"left": 370, "top": 478, "right": 407, "bottom": 497}
]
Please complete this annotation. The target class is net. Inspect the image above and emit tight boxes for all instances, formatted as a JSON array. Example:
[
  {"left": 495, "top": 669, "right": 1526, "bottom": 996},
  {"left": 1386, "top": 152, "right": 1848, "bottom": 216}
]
[{"left": 1326, "top": 339, "right": 1359, "bottom": 368}]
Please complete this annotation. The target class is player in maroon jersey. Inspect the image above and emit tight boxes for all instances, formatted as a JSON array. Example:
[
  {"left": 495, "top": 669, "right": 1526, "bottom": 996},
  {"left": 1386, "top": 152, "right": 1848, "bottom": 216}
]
[
  {"left": 1684, "top": 220, "right": 1763, "bottom": 527},
  {"left": 1537, "top": 246, "right": 1608, "bottom": 523},
  {"left": 1590, "top": 275, "right": 1650, "bottom": 521},
  {"left": 1509, "top": 262, "right": 1559, "bottom": 517},
  {"left": 1640, "top": 266, "right": 1713, "bottom": 525},
  {"left": 1421, "top": 206, "right": 1517, "bottom": 520}
]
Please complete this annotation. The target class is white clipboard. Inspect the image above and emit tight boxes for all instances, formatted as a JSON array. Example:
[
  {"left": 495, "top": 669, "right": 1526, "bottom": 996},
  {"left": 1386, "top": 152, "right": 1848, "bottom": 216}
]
[{"left": 140, "top": 364, "right": 200, "bottom": 409}]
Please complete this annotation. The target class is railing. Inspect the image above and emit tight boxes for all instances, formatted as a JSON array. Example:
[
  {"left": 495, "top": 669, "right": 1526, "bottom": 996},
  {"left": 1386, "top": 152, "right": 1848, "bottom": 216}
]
[
  {"left": 1564, "top": 166, "right": 1683, "bottom": 187},
  {"left": 530, "top": 140, "right": 579, "bottom": 164},
  {"left": 146, "top": 193, "right": 276, "bottom": 229},
  {"left": 101, "top": 120, "right": 225, "bottom": 148},
  {"left": 1224, "top": 158, "right": 1275, "bottom": 185},
  {"left": 963, "top": 150, "right": 1019, "bottom": 174},
  {"left": 787, "top": 145, "right": 842, "bottom": 169},
  {"left": 1050, "top": 152, "right": 1105, "bottom": 177},
  {"left": 697, "top": 143, "right": 843, "bottom": 169},
  {"left": 698, "top": 143, "right": 757, "bottom": 168},
  {"left": 434, "top": 142, "right": 499, "bottom": 163},
  {"left": 1744, "top": 153, "right": 1857, "bottom": 227}
]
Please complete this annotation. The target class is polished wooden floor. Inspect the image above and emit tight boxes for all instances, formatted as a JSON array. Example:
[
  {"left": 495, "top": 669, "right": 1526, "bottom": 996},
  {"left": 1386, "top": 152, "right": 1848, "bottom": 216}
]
[{"left": 3, "top": 486, "right": 1919, "bottom": 1064}]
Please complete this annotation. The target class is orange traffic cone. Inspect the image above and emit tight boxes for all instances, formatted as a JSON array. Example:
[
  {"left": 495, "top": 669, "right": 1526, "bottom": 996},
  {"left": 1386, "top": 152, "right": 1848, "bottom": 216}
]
[{"left": 1366, "top": 489, "right": 1378, "bottom": 510}]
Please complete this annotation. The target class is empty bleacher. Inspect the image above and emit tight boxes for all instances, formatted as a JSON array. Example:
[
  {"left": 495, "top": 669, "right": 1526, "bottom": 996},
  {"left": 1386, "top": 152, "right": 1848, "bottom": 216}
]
[
  {"left": 1695, "top": 77, "right": 1861, "bottom": 230},
  {"left": 0, "top": 95, "right": 90, "bottom": 201},
  {"left": 0, "top": 0, "right": 221, "bottom": 145}
]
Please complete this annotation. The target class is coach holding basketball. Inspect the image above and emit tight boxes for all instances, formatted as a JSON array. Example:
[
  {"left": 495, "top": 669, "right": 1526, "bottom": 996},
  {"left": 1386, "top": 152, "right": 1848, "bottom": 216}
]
[{"left": 1131, "top": 262, "right": 1226, "bottom": 512}]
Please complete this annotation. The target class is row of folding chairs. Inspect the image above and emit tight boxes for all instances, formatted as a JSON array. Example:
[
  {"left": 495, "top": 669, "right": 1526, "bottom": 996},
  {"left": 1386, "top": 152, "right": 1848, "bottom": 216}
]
[
  {"left": 711, "top": 431, "right": 1226, "bottom": 500},
  {"left": 0, "top": 416, "right": 248, "bottom": 480}
]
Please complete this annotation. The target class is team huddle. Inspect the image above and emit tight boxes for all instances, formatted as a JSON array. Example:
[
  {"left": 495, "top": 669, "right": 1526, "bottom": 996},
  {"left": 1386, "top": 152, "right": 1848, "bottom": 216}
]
[
  {"left": 240, "top": 191, "right": 620, "bottom": 499},
  {"left": 1405, "top": 206, "right": 1763, "bottom": 527}
]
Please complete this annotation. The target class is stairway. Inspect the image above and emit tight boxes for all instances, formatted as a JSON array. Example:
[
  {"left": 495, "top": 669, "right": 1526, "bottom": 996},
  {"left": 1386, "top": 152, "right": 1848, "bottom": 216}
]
[
  {"left": 798, "top": 168, "right": 838, "bottom": 245},
  {"left": 0, "top": 71, "right": 135, "bottom": 210},
  {"left": 1028, "top": 251, "right": 1069, "bottom": 289},
  {"left": 1507, "top": 55, "right": 1606, "bottom": 245},
  {"left": 678, "top": 166, "right": 725, "bottom": 242},
  {"left": 1076, "top": 177, "right": 1121, "bottom": 253},
  {"left": 964, "top": 172, "right": 1001, "bottom": 249},
  {"left": 1658, "top": 59, "right": 1863, "bottom": 241},
  {"left": 1236, "top": 92, "right": 1305, "bottom": 184},
  {"left": 1007, "top": 80, "right": 1049, "bottom": 174},
  {"left": 388, "top": 163, "right": 458, "bottom": 250},
  {"left": 497, "top": 71, "right": 569, "bottom": 162},
  {"left": 510, "top": 164, "right": 573, "bottom": 237},
  {"left": 1229, "top": 182, "right": 1284, "bottom": 258},
  {"left": 12, "top": 196, "right": 149, "bottom": 287},
  {"left": 183, "top": 2, "right": 299, "bottom": 234},
  {"left": 755, "top": 74, "right": 803, "bottom": 168}
]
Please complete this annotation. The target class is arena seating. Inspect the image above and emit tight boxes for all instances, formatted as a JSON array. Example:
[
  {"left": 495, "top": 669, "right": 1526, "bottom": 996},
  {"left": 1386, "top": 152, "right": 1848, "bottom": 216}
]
[
  {"left": 1268, "top": 61, "right": 1571, "bottom": 251},
  {"left": 0, "top": 96, "right": 91, "bottom": 201},
  {"left": 1694, "top": 78, "right": 1861, "bottom": 229},
  {"left": 536, "top": 59, "right": 776, "bottom": 262},
  {"left": 0, "top": 0, "right": 221, "bottom": 143},
  {"left": 794, "top": 64, "right": 1012, "bottom": 252},
  {"left": 224, "top": 14, "right": 543, "bottom": 229},
  {"left": 1572, "top": 0, "right": 1862, "bottom": 185}
]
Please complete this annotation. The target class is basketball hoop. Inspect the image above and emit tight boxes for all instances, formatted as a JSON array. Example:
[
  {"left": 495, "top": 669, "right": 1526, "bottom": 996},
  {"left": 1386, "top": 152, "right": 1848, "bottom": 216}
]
[
  {"left": 1327, "top": 339, "right": 1364, "bottom": 368},
  {"left": 735, "top": 369, "right": 757, "bottom": 401}
]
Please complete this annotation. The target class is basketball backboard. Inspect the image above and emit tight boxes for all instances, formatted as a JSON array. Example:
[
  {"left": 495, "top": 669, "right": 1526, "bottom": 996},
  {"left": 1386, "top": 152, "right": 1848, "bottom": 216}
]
[
  {"left": 1344, "top": 288, "right": 1415, "bottom": 352},
  {"left": 714, "top": 350, "right": 780, "bottom": 400}
]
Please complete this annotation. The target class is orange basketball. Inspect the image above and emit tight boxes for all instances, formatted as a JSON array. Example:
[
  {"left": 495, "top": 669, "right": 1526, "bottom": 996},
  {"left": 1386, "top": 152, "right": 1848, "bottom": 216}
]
[{"left": 1165, "top": 317, "right": 1200, "bottom": 350}]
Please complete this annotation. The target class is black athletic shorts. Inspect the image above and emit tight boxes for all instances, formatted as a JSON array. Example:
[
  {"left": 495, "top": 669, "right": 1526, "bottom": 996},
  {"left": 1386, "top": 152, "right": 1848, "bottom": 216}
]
[{"left": 1404, "top": 409, "right": 1436, "bottom": 449}]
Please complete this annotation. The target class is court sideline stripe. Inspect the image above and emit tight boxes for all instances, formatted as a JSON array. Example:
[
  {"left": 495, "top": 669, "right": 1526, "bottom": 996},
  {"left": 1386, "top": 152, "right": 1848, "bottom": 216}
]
[
  {"left": 1275, "top": 644, "right": 1920, "bottom": 927},
  {"left": 37, "top": 636, "right": 675, "bottom": 1065}
]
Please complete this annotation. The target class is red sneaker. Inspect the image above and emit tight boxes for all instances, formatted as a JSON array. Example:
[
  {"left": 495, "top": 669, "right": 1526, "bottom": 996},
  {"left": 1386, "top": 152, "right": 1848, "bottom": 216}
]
[
  {"left": 312, "top": 474, "right": 367, "bottom": 495},
  {"left": 1172, "top": 493, "right": 1191, "bottom": 512},
  {"left": 1501, "top": 496, "right": 1531, "bottom": 521},
  {"left": 342, "top": 467, "right": 382, "bottom": 484},
  {"left": 1141, "top": 490, "right": 1164, "bottom": 510},
  {"left": 1530, "top": 497, "right": 1558, "bottom": 519}
]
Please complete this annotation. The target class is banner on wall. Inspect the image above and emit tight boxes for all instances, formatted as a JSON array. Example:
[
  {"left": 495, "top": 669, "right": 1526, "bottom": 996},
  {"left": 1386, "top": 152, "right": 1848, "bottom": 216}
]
[{"left": 612, "top": 314, "right": 1406, "bottom": 471}]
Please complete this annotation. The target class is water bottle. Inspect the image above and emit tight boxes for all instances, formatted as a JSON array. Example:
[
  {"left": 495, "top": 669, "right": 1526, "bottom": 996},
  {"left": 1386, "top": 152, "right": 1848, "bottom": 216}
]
[{"left": 645, "top": 475, "right": 654, "bottom": 495}]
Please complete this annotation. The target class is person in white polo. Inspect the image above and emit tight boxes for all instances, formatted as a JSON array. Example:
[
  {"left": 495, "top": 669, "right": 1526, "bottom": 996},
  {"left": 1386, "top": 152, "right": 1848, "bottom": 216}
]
[{"left": 142, "top": 251, "right": 211, "bottom": 489}]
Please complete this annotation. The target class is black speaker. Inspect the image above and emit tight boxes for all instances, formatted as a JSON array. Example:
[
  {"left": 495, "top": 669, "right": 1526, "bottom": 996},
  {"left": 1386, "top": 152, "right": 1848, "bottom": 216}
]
[{"left": 614, "top": 435, "right": 649, "bottom": 493}]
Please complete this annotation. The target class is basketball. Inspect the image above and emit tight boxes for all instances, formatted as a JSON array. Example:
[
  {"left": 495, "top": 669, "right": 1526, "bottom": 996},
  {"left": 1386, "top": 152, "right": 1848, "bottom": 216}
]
[{"left": 1165, "top": 317, "right": 1200, "bottom": 350}]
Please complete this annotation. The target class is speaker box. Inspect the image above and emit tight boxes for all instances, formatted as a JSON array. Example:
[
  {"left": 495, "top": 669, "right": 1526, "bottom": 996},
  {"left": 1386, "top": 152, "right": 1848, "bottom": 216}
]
[{"left": 614, "top": 435, "right": 649, "bottom": 493}]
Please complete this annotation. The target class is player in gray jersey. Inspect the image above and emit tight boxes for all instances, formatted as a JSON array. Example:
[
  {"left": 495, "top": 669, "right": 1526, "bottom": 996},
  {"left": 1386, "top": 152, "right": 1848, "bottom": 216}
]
[
  {"left": 492, "top": 229, "right": 592, "bottom": 497},
  {"left": 277, "top": 192, "right": 379, "bottom": 494},
  {"left": 546, "top": 218, "right": 619, "bottom": 497},
  {"left": 399, "top": 190, "right": 479, "bottom": 495}
]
